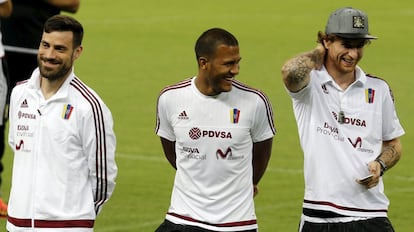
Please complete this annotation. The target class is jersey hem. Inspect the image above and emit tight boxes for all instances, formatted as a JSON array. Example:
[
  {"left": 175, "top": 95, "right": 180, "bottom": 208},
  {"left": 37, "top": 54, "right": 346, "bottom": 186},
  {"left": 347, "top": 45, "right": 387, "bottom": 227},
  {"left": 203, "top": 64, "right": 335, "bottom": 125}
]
[{"left": 166, "top": 212, "right": 258, "bottom": 231}]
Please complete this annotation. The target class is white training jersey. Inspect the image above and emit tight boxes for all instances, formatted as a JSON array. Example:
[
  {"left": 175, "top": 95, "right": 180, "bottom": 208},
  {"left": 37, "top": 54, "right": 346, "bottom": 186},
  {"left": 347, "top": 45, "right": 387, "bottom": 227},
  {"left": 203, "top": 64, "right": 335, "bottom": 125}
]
[
  {"left": 7, "top": 68, "right": 117, "bottom": 231},
  {"left": 288, "top": 66, "right": 405, "bottom": 218},
  {"left": 155, "top": 77, "right": 275, "bottom": 231}
]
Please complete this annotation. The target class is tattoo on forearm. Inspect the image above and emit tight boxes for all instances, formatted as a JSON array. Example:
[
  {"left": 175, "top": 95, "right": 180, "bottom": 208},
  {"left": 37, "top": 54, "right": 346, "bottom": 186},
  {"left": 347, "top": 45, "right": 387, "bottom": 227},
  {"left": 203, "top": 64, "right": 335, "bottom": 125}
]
[{"left": 379, "top": 144, "right": 400, "bottom": 168}]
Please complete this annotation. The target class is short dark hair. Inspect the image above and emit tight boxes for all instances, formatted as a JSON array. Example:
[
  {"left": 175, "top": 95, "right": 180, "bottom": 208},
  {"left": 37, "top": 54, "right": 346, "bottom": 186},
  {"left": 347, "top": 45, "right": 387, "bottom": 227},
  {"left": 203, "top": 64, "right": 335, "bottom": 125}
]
[
  {"left": 194, "top": 28, "right": 238, "bottom": 60},
  {"left": 44, "top": 15, "right": 84, "bottom": 48}
]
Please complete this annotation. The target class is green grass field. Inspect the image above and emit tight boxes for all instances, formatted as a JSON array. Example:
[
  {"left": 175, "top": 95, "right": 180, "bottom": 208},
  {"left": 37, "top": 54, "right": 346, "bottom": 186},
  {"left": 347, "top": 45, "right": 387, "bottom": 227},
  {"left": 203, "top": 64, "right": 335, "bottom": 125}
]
[{"left": 1, "top": 0, "right": 414, "bottom": 231}]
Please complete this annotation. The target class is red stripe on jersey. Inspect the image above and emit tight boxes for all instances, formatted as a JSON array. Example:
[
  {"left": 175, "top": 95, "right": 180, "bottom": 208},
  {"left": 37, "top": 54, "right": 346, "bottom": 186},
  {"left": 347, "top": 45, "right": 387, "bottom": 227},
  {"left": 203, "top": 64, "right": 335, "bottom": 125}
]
[
  {"left": 155, "top": 78, "right": 192, "bottom": 134},
  {"left": 159, "top": 78, "right": 192, "bottom": 95},
  {"left": 70, "top": 77, "right": 108, "bottom": 214},
  {"left": 366, "top": 73, "right": 395, "bottom": 103},
  {"left": 167, "top": 212, "right": 257, "bottom": 227},
  {"left": 15, "top": 79, "right": 29, "bottom": 86},
  {"left": 304, "top": 199, "right": 388, "bottom": 213},
  {"left": 8, "top": 216, "right": 94, "bottom": 228},
  {"left": 233, "top": 80, "right": 276, "bottom": 135}
]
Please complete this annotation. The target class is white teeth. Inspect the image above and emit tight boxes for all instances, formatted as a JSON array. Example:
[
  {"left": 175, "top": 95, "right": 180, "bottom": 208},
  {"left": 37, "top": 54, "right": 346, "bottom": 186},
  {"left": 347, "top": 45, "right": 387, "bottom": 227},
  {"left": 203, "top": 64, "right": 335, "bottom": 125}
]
[{"left": 343, "top": 58, "right": 353, "bottom": 63}]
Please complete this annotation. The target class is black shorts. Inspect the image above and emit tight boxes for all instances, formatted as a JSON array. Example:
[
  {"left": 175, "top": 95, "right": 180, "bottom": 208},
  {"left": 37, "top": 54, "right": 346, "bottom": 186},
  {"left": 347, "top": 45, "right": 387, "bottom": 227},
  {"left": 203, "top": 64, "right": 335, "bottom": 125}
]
[
  {"left": 155, "top": 219, "right": 257, "bottom": 232},
  {"left": 299, "top": 217, "right": 395, "bottom": 232}
]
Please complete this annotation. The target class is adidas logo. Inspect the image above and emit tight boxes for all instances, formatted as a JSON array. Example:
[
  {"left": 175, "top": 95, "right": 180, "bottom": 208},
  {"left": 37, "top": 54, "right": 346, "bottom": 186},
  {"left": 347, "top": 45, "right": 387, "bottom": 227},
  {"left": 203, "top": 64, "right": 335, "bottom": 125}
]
[
  {"left": 20, "top": 99, "right": 28, "bottom": 108},
  {"left": 178, "top": 110, "right": 189, "bottom": 120}
]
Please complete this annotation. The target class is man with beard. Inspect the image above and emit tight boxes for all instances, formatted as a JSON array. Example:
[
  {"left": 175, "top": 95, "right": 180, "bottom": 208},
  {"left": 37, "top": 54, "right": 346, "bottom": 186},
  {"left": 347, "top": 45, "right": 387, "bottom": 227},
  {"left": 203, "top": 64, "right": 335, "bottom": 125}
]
[
  {"left": 281, "top": 7, "right": 404, "bottom": 232},
  {"left": 0, "top": 2, "right": 80, "bottom": 215},
  {"left": 155, "top": 28, "right": 276, "bottom": 232},
  {"left": 6, "top": 15, "right": 117, "bottom": 231}
]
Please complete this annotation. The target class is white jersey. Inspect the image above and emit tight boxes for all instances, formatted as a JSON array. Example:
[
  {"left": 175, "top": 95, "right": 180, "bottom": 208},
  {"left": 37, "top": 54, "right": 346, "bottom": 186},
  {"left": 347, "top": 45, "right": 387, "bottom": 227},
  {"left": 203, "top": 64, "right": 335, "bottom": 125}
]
[
  {"left": 155, "top": 77, "right": 275, "bottom": 231},
  {"left": 7, "top": 68, "right": 117, "bottom": 231},
  {"left": 288, "top": 66, "right": 405, "bottom": 218}
]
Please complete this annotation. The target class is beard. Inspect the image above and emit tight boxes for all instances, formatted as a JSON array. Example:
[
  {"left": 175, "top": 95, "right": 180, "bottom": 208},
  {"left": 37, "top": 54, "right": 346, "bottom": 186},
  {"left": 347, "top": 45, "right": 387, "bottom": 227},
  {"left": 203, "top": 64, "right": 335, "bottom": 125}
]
[{"left": 38, "top": 57, "right": 73, "bottom": 81}]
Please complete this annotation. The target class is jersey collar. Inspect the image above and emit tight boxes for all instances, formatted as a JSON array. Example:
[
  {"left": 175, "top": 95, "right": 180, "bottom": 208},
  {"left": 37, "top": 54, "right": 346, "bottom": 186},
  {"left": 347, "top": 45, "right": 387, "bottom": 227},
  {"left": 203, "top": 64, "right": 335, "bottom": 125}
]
[
  {"left": 317, "top": 65, "right": 367, "bottom": 87},
  {"left": 27, "top": 67, "right": 76, "bottom": 101}
]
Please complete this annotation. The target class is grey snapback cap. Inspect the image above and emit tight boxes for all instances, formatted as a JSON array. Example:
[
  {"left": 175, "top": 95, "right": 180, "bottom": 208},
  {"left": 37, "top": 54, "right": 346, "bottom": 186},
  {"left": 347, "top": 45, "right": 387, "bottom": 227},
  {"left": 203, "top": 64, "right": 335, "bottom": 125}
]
[{"left": 325, "top": 7, "right": 377, "bottom": 39}]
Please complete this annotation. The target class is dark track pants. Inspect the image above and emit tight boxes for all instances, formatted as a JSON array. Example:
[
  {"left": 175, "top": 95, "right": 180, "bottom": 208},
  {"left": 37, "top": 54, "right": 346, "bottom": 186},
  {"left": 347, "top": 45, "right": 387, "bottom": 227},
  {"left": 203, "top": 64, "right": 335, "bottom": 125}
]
[{"left": 299, "top": 217, "right": 395, "bottom": 232}]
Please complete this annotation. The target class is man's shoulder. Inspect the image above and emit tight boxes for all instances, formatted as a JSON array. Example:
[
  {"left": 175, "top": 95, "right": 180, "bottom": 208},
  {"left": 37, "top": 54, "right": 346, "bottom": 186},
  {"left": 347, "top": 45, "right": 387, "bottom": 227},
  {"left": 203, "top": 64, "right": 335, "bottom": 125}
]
[
  {"left": 11, "top": 79, "right": 30, "bottom": 94},
  {"left": 365, "top": 73, "right": 392, "bottom": 90},
  {"left": 69, "top": 77, "right": 105, "bottom": 104},
  {"left": 159, "top": 78, "right": 193, "bottom": 95},
  {"left": 231, "top": 80, "right": 270, "bottom": 100},
  {"left": 15, "top": 79, "right": 29, "bottom": 86}
]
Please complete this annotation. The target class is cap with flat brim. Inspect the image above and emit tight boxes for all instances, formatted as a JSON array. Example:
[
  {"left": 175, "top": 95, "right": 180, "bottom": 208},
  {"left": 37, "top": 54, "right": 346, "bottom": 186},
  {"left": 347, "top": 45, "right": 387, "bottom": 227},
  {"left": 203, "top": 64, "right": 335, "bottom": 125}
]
[
  {"left": 326, "top": 7, "right": 378, "bottom": 40},
  {"left": 333, "top": 33, "right": 377, "bottom": 39}
]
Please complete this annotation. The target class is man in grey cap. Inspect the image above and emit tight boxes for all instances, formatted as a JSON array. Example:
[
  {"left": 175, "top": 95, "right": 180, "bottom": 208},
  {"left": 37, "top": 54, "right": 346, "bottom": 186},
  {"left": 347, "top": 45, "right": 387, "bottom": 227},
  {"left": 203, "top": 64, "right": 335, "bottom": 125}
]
[{"left": 281, "top": 7, "right": 404, "bottom": 232}]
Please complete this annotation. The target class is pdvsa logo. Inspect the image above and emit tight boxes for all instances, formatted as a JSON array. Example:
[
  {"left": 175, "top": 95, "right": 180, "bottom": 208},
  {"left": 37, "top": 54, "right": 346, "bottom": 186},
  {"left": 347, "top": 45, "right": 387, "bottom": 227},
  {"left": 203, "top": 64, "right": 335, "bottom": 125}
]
[
  {"left": 189, "top": 128, "right": 202, "bottom": 140},
  {"left": 188, "top": 127, "right": 232, "bottom": 140},
  {"left": 332, "top": 112, "right": 367, "bottom": 127},
  {"left": 18, "top": 111, "right": 36, "bottom": 120}
]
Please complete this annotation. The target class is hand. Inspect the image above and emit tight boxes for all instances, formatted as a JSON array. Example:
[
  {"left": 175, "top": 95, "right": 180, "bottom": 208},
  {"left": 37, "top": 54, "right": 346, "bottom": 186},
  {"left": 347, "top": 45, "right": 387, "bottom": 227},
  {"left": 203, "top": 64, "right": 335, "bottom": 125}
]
[
  {"left": 356, "top": 160, "right": 382, "bottom": 188},
  {"left": 313, "top": 43, "right": 326, "bottom": 70}
]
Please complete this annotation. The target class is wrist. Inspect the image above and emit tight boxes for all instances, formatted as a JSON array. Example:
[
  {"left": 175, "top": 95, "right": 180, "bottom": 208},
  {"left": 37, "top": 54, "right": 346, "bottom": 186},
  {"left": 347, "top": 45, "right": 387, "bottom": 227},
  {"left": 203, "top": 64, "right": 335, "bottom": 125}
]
[{"left": 375, "top": 158, "right": 387, "bottom": 176}]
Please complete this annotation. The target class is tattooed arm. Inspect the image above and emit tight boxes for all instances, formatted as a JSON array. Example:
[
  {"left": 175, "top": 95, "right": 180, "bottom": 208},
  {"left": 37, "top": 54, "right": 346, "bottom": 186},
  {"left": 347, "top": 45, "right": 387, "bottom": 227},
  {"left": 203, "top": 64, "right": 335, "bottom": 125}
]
[
  {"left": 377, "top": 138, "right": 402, "bottom": 171},
  {"left": 281, "top": 43, "right": 326, "bottom": 92},
  {"left": 360, "top": 137, "right": 402, "bottom": 188}
]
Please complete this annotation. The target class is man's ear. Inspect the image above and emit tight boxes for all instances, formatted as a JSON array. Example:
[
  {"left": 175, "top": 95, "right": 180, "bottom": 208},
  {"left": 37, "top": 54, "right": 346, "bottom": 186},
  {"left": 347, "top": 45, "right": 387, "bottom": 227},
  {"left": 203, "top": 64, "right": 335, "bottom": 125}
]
[
  {"left": 198, "top": 57, "right": 208, "bottom": 70},
  {"left": 322, "top": 40, "right": 330, "bottom": 49},
  {"left": 73, "top": 45, "right": 83, "bottom": 60}
]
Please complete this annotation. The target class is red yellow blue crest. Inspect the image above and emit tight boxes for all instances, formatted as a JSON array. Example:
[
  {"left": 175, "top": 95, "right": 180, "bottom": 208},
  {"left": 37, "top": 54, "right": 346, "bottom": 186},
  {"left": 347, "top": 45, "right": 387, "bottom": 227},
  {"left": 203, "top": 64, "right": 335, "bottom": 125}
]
[
  {"left": 230, "top": 108, "right": 240, "bottom": 123},
  {"left": 365, "top": 88, "right": 375, "bottom": 103},
  {"left": 62, "top": 104, "right": 74, "bottom": 119}
]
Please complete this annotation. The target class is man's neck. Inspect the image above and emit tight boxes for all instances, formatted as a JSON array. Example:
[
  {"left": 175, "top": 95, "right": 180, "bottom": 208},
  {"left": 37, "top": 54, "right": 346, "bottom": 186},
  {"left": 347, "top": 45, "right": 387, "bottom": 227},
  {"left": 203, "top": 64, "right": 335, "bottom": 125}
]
[{"left": 40, "top": 76, "right": 67, "bottom": 100}]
